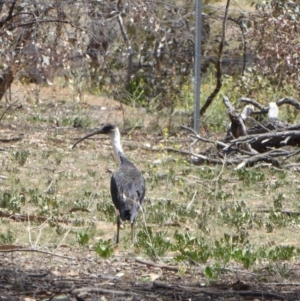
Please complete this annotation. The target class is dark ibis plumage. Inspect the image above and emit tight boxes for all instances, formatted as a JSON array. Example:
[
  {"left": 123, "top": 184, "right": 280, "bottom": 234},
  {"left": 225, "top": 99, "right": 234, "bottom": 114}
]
[{"left": 72, "top": 124, "right": 146, "bottom": 243}]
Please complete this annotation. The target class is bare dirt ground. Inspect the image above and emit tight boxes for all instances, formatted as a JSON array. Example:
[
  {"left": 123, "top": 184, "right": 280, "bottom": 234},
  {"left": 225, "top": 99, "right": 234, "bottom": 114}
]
[
  {"left": 1, "top": 246, "right": 300, "bottom": 301},
  {"left": 1, "top": 84, "right": 300, "bottom": 300}
]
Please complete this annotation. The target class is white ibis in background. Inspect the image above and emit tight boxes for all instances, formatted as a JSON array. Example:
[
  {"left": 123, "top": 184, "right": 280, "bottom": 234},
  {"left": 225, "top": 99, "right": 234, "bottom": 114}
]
[
  {"left": 268, "top": 102, "right": 279, "bottom": 119},
  {"left": 72, "top": 124, "right": 146, "bottom": 244}
]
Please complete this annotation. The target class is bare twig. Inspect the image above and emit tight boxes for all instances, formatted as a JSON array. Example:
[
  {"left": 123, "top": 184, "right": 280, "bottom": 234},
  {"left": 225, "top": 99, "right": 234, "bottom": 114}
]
[
  {"left": 180, "top": 125, "right": 227, "bottom": 148},
  {"left": 0, "top": 248, "right": 75, "bottom": 260},
  {"left": 0, "top": 135, "right": 23, "bottom": 143}
]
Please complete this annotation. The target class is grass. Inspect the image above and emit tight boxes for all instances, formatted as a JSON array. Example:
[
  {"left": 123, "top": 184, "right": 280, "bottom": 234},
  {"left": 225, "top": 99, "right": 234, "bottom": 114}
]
[{"left": 1, "top": 82, "right": 300, "bottom": 279}]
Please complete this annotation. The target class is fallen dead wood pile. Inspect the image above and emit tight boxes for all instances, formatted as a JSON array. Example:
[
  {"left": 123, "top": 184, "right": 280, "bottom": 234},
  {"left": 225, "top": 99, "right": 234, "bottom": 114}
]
[{"left": 181, "top": 96, "right": 300, "bottom": 169}]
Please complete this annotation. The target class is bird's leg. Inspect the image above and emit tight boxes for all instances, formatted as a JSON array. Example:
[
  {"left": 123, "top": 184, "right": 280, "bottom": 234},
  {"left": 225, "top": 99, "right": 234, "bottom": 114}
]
[
  {"left": 131, "top": 221, "right": 135, "bottom": 243},
  {"left": 116, "top": 215, "right": 121, "bottom": 244}
]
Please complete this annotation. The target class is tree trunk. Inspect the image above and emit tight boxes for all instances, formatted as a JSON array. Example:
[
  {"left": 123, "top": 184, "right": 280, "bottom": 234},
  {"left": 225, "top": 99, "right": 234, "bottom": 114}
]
[{"left": 0, "top": 67, "right": 14, "bottom": 102}]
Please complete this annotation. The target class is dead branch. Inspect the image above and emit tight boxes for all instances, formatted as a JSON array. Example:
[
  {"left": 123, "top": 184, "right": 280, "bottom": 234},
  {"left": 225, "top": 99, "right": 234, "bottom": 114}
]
[
  {"left": 276, "top": 97, "right": 300, "bottom": 110},
  {"left": 231, "top": 130, "right": 300, "bottom": 145},
  {"left": 287, "top": 124, "right": 300, "bottom": 131},
  {"left": 239, "top": 97, "right": 268, "bottom": 112},
  {"left": 235, "top": 152, "right": 281, "bottom": 170},
  {"left": 179, "top": 94, "right": 300, "bottom": 167},
  {"left": 223, "top": 94, "right": 235, "bottom": 112}
]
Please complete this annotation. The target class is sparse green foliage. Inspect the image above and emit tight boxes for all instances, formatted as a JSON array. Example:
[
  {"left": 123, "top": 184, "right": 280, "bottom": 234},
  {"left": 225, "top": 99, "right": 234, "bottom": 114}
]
[
  {"left": 95, "top": 239, "right": 114, "bottom": 258},
  {"left": 29, "top": 193, "right": 61, "bottom": 216},
  {"left": 0, "top": 229, "right": 15, "bottom": 244},
  {"left": 96, "top": 199, "right": 116, "bottom": 222},
  {"left": 219, "top": 201, "right": 258, "bottom": 230},
  {"left": 1, "top": 2, "right": 300, "bottom": 290},
  {"left": 174, "top": 231, "right": 210, "bottom": 263},
  {"left": 136, "top": 226, "right": 172, "bottom": 258},
  {"left": 78, "top": 232, "right": 90, "bottom": 246},
  {"left": 235, "top": 168, "right": 265, "bottom": 186},
  {"left": 0, "top": 190, "right": 25, "bottom": 213},
  {"left": 13, "top": 150, "right": 30, "bottom": 167},
  {"left": 204, "top": 265, "right": 219, "bottom": 280},
  {"left": 146, "top": 200, "right": 197, "bottom": 225}
]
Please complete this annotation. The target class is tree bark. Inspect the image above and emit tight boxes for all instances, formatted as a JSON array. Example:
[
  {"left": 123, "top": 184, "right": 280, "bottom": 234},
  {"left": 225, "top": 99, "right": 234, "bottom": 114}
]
[
  {"left": 0, "top": 67, "right": 14, "bottom": 102},
  {"left": 200, "top": 0, "right": 231, "bottom": 116}
]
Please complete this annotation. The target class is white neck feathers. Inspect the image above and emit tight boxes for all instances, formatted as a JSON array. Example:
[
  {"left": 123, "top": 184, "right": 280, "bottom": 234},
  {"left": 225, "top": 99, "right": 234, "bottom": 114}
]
[{"left": 109, "top": 127, "right": 124, "bottom": 165}]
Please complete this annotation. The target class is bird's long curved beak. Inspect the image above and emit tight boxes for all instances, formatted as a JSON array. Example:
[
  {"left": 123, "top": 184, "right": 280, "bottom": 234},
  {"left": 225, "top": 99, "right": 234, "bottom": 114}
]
[{"left": 72, "top": 128, "right": 104, "bottom": 149}]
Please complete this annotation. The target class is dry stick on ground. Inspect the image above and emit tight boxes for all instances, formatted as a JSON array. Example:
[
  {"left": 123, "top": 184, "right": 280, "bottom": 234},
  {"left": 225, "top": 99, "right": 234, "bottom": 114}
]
[
  {"left": 135, "top": 258, "right": 180, "bottom": 272},
  {"left": 0, "top": 134, "right": 24, "bottom": 143},
  {"left": 234, "top": 147, "right": 297, "bottom": 169},
  {"left": 0, "top": 248, "right": 76, "bottom": 260},
  {"left": 0, "top": 210, "right": 69, "bottom": 224}
]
